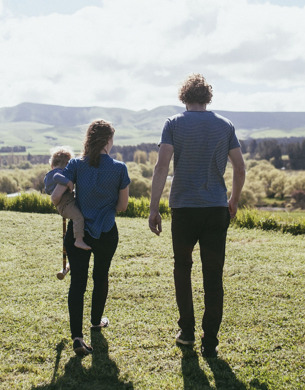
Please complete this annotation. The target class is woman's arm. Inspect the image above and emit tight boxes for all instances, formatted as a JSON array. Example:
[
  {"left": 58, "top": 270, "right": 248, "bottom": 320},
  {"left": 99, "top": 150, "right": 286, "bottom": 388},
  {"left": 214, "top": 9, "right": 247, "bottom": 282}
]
[
  {"left": 51, "top": 183, "right": 69, "bottom": 206},
  {"left": 116, "top": 186, "right": 129, "bottom": 212}
]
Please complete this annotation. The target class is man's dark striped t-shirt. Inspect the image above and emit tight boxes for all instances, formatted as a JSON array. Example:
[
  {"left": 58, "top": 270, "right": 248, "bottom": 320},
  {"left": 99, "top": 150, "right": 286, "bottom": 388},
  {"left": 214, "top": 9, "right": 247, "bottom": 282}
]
[{"left": 160, "top": 110, "right": 240, "bottom": 208}]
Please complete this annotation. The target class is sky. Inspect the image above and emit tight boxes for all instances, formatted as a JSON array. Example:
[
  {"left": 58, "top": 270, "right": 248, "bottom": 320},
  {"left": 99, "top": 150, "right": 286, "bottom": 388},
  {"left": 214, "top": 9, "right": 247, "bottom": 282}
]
[{"left": 0, "top": 0, "right": 305, "bottom": 112}]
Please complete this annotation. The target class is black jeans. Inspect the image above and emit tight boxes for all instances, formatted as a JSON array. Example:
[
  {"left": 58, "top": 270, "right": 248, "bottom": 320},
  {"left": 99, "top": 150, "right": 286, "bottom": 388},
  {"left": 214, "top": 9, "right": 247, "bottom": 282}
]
[
  {"left": 171, "top": 207, "right": 230, "bottom": 348},
  {"left": 64, "top": 221, "right": 118, "bottom": 339}
]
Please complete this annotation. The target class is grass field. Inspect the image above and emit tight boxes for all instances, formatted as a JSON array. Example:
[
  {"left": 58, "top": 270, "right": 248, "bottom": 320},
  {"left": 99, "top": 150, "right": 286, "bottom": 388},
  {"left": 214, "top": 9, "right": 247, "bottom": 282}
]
[{"left": 0, "top": 211, "right": 305, "bottom": 389}]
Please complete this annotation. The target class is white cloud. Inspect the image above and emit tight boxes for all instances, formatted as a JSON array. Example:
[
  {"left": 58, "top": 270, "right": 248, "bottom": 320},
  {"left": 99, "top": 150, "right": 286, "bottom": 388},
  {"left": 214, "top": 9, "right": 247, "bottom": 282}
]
[
  {"left": 212, "top": 87, "right": 305, "bottom": 112},
  {"left": 0, "top": 0, "right": 305, "bottom": 111}
]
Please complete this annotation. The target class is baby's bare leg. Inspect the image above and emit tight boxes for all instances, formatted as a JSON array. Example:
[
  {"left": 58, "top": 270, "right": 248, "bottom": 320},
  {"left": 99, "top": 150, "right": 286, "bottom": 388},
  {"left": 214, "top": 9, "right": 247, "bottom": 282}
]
[
  {"left": 74, "top": 236, "right": 91, "bottom": 250},
  {"left": 58, "top": 194, "right": 91, "bottom": 250}
]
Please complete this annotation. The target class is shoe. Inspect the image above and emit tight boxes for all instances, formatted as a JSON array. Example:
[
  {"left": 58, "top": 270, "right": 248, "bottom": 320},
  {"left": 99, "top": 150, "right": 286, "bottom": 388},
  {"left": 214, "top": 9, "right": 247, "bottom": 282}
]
[
  {"left": 91, "top": 317, "right": 109, "bottom": 331},
  {"left": 176, "top": 329, "right": 195, "bottom": 345},
  {"left": 201, "top": 343, "right": 218, "bottom": 358},
  {"left": 73, "top": 338, "right": 93, "bottom": 356}
]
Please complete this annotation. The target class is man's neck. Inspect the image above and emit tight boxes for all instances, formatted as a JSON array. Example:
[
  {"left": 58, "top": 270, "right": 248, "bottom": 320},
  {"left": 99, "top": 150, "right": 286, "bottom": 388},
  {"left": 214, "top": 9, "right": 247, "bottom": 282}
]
[{"left": 186, "top": 103, "right": 207, "bottom": 111}]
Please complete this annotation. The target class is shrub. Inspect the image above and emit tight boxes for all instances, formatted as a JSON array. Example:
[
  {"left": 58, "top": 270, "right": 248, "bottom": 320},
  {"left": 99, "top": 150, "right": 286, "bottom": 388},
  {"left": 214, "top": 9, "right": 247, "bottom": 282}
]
[
  {"left": 1, "top": 194, "right": 304, "bottom": 236},
  {"left": 0, "top": 193, "right": 6, "bottom": 210},
  {"left": 140, "top": 164, "right": 153, "bottom": 178},
  {"left": 120, "top": 197, "right": 150, "bottom": 218},
  {"left": 232, "top": 208, "right": 259, "bottom": 229},
  {"left": 291, "top": 190, "right": 305, "bottom": 209},
  {"left": 0, "top": 175, "right": 19, "bottom": 194},
  {"left": 282, "top": 222, "right": 305, "bottom": 235},
  {"left": 117, "top": 197, "right": 169, "bottom": 219},
  {"left": 258, "top": 216, "right": 280, "bottom": 231},
  {"left": 129, "top": 177, "right": 151, "bottom": 198},
  {"left": 0, "top": 192, "right": 56, "bottom": 213}
]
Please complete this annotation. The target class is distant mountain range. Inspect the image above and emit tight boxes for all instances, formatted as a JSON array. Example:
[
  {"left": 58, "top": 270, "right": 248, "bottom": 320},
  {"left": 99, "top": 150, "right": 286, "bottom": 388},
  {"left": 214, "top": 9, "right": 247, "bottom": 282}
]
[{"left": 0, "top": 102, "right": 305, "bottom": 154}]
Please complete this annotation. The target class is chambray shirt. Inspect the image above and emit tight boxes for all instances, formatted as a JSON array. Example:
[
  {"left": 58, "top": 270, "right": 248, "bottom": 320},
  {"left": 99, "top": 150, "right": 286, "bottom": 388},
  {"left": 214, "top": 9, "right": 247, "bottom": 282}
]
[
  {"left": 63, "top": 155, "right": 130, "bottom": 238},
  {"left": 160, "top": 111, "right": 240, "bottom": 208}
]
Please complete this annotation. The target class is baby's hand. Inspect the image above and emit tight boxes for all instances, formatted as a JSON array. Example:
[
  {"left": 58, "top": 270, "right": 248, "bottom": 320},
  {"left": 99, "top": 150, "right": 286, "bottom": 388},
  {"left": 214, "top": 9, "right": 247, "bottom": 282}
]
[{"left": 67, "top": 181, "right": 74, "bottom": 192}]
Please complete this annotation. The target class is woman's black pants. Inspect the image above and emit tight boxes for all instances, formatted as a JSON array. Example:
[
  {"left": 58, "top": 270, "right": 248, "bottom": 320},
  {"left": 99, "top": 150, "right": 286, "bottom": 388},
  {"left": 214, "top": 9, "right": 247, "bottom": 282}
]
[{"left": 64, "top": 221, "right": 118, "bottom": 339}]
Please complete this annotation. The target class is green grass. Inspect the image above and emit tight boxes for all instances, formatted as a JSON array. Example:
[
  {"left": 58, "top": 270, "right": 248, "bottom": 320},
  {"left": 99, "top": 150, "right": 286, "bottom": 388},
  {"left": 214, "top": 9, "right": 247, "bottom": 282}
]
[{"left": 0, "top": 211, "right": 305, "bottom": 389}]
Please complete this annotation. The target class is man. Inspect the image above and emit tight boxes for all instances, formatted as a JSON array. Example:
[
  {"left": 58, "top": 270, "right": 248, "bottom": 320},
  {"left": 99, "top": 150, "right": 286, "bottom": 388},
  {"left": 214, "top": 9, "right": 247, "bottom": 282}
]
[{"left": 149, "top": 73, "right": 245, "bottom": 358}]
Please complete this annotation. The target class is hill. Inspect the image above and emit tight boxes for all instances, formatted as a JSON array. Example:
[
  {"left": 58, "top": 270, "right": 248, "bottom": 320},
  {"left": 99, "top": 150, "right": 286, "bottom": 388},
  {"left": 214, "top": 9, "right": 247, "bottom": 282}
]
[{"left": 0, "top": 102, "right": 305, "bottom": 153}]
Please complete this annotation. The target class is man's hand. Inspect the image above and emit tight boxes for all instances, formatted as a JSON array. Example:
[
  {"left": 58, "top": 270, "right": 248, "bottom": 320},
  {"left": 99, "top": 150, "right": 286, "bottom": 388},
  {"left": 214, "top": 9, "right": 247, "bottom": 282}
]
[
  {"left": 228, "top": 198, "right": 238, "bottom": 219},
  {"left": 149, "top": 211, "right": 162, "bottom": 236}
]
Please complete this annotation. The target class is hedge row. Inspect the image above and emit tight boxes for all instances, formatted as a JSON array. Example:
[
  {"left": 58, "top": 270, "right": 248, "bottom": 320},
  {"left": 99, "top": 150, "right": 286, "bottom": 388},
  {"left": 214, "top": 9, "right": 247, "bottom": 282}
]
[
  {"left": 0, "top": 193, "right": 170, "bottom": 218},
  {"left": 231, "top": 208, "right": 305, "bottom": 236},
  {"left": 0, "top": 192, "right": 56, "bottom": 214},
  {"left": 1, "top": 193, "right": 304, "bottom": 235}
]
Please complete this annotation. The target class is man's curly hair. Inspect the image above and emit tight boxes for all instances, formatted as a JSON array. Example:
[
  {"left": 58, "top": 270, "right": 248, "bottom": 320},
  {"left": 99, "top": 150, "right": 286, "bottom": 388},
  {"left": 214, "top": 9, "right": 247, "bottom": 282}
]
[
  {"left": 178, "top": 73, "right": 213, "bottom": 105},
  {"left": 82, "top": 119, "right": 115, "bottom": 167}
]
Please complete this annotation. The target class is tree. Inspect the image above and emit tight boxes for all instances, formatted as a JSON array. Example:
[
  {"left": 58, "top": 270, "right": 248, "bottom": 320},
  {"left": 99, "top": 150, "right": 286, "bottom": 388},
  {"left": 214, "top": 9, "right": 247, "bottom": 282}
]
[
  {"left": 115, "top": 152, "right": 123, "bottom": 161},
  {"left": 258, "top": 140, "right": 283, "bottom": 168},
  {"left": 149, "top": 151, "right": 158, "bottom": 166},
  {"left": 288, "top": 140, "right": 305, "bottom": 170},
  {"left": 133, "top": 150, "right": 147, "bottom": 164},
  {"left": 247, "top": 139, "right": 257, "bottom": 158}
]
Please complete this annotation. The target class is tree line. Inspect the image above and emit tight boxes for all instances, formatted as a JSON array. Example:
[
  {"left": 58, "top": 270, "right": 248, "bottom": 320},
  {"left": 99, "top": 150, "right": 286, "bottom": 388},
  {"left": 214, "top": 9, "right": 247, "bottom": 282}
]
[
  {"left": 241, "top": 137, "right": 305, "bottom": 169},
  {"left": 0, "top": 146, "right": 26, "bottom": 153},
  {"left": 1, "top": 138, "right": 305, "bottom": 169}
]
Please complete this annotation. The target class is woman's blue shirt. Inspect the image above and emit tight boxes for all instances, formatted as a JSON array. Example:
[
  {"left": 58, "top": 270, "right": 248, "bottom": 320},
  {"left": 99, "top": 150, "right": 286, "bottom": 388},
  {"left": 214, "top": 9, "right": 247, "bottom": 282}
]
[{"left": 63, "top": 155, "right": 130, "bottom": 238}]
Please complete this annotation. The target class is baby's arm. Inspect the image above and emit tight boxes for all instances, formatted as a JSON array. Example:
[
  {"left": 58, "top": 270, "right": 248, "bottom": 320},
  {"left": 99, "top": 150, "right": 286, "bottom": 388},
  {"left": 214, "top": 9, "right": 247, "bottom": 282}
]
[
  {"left": 53, "top": 172, "right": 73, "bottom": 192},
  {"left": 53, "top": 172, "right": 70, "bottom": 186}
]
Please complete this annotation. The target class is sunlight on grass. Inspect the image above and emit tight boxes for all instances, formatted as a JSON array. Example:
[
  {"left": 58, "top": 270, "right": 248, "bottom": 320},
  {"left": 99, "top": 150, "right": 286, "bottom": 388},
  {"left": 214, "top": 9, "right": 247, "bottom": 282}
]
[{"left": 0, "top": 211, "right": 305, "bottom": 389}]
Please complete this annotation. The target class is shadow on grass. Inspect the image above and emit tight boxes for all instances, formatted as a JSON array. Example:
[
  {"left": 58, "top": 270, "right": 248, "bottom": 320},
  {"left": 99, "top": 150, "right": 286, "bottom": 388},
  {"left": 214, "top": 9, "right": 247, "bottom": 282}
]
[
  {"left": 178, "top": 345, "right": 212, "bottom": 389},
  {"left": 32, "top": 333, "right": 133, "bottom": 390},
  {"left": 179, "top": 344, "right": 268, "bottom": 390},
  {"left": 206, "top": 357, "right": 247, "bottom": 390}
]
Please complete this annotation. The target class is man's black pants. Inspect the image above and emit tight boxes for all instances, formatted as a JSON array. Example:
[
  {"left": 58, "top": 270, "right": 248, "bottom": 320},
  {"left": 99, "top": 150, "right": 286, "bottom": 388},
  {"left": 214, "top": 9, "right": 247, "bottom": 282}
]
[{"left": 171, "top": 207, "right": 230, "bottom": 348}]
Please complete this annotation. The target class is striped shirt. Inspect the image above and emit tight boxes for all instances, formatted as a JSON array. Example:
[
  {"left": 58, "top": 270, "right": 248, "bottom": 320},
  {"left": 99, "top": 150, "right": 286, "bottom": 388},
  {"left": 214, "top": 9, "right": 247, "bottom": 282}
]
[{"left": 160, "top": 110, "right": 240, "bottom": 208}]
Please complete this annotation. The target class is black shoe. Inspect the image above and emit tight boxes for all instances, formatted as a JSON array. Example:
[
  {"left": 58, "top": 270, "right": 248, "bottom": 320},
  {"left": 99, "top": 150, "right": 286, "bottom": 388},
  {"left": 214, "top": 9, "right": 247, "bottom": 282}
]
[
  {"left": 91, "top": 317, "right": 109, "bottom": 331},
  {"left": 176, "top": 329, "right": 195, "bottom": 345},
  {"left": 73, "top": 338, "right": 93, "bottom": 356},
  {"left": 201, "top": 343, "right": 218, "bottom": 358}
]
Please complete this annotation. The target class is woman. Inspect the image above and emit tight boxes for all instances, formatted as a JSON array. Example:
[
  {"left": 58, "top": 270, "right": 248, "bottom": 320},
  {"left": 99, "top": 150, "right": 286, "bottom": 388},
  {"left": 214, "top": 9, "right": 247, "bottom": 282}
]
[{"left": 51, "top": 120, "right": 130, "bottom": 356}]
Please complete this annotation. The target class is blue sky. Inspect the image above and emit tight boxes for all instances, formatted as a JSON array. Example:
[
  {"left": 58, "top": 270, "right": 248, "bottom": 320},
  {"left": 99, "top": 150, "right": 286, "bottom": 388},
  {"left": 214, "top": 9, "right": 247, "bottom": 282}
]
[{"left": 1, "top": 0, "right": 305, "bottom": 111}]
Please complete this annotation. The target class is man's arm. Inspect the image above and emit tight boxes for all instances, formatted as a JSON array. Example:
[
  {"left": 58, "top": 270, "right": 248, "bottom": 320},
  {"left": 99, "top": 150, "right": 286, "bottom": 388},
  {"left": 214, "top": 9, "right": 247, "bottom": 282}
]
[
  {"left": 228, "top": 147, "right": 246, "bottom": 218},
  {"left": 149, "top": 143, "right": 174, "bottom": 235}
]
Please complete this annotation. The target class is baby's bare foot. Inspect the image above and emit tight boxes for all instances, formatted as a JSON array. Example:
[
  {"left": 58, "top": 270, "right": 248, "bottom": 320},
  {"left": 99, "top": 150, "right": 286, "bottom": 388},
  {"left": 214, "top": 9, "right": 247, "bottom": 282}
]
[{"left": 74, "top": 239, "right": 91, "bottom": 250}]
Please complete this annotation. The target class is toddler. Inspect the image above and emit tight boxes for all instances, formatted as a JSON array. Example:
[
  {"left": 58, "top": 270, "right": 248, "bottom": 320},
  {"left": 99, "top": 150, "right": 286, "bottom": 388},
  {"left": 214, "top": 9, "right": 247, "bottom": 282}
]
[{"left": 44, "top": 146, "right": 91, "bottom": 250}]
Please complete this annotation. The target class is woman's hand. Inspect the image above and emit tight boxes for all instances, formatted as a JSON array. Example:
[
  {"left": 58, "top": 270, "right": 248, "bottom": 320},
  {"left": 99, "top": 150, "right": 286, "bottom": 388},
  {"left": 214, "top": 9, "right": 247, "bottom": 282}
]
[{"left": 67, "top": 180, "right": 74, "bottom": 193}]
